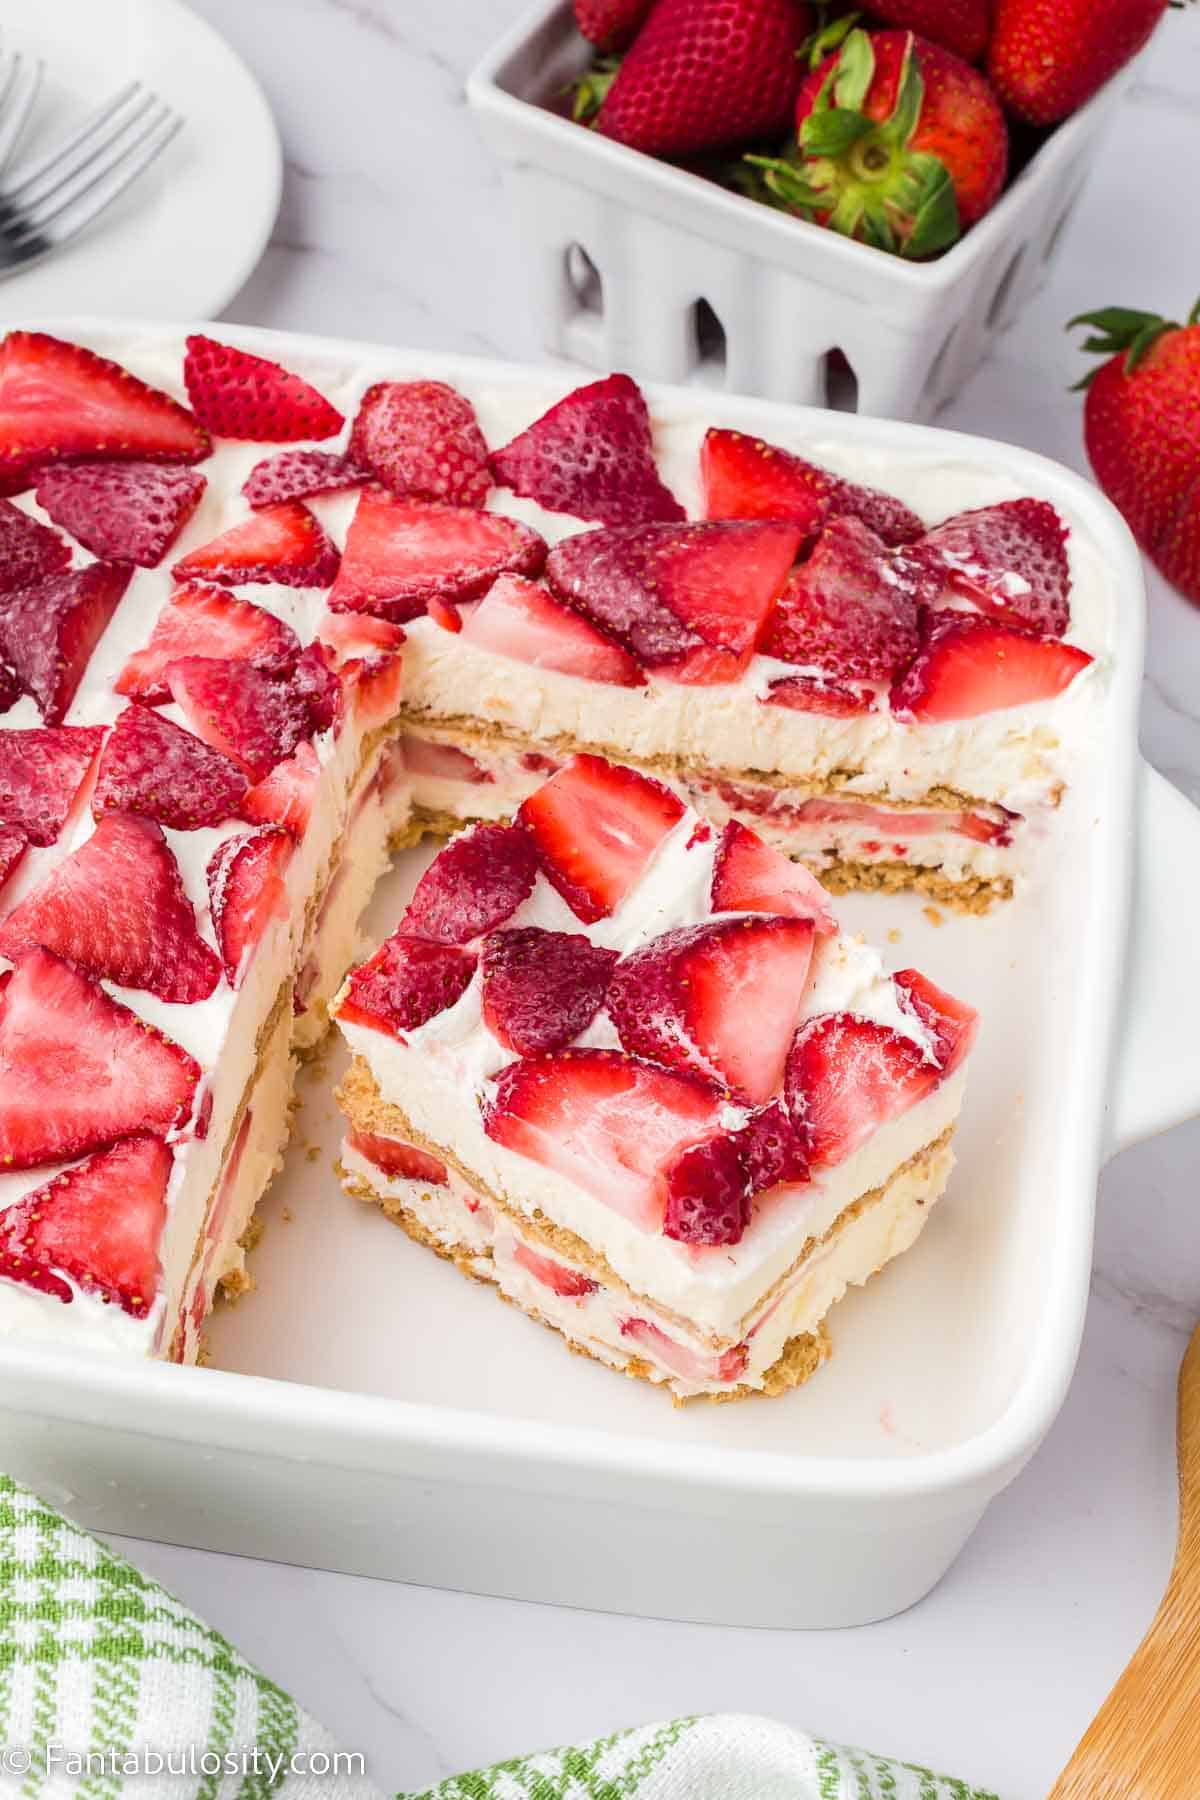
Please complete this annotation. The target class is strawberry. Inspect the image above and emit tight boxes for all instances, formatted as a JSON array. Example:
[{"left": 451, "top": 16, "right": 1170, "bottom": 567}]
[
  {"left": 172, "top": 500, "right": 340, "bottom": 589},
  {"left": 403, "top": 822, "right": 538, "bottom": 944},
  {"left": 490, "top": 374, "right": 684, "bottom": 528},
  {"left": 545, "top": 519, "right": 801, "bottom": 683},
  {"left": 574, "top": 0, "right": 654, "bottom": 52},
  {"left": 0, "top": 1133, "right": 170, "bottom": 1315},
  {"left": 242, "top": 449, "right": 369, "bottom": 510},
  {"left": 863, "top": 0, "right": 990, "bottom": 62},
  {"left": 1070, "top": 302, "right": 1200, "bottom": 603},
  {"left": 93, "top": 704, "right": 248, "bottom": 832},
  {"left": 0, "top": 947, "right": 199, "bottom": 1169},
  {"left": 402, "top": 737, "right": 492, "bottom": 785},
  {"left": 0, "top": 725, "right": 103, "bottom": 845},
  {"left": 206, "top": 827, "right": 294, "bottom": 986},
  {"left": 328, "top": 490, "right": 546, "bottom": 622},
  {"left": 608, "top": 916, "right": 816, "bottom": 1104},
  {"left": 594, "top": 0, "right": 812, "bottom": 156},
  {"left": 753, "top": 29, "right": 1007, "bottom": 256},
  {"left": 0, "top": 498, "right": 70, "bottom": 591},
  {"left": 762, "top": 674, "right": 873, "bottom": 715},
  {"left": 481, "top": 927, "right": 618, "bottom": 1055},
  {"left": 339, "top": 933, "right": 476, "bottom": 1038},
  {"left": 0, "top": 826, "right": 27, "bottom": 897},
  {"left": 662, "top": 1132, "right": 750, "bottom": 1245},
  {"left": 341, "top": 649, "right": 403, "bottom": 729},
  {"left": 165, "top": 656, "right": 320, "bottom": 783},
  {"left": 115, "top": 583, "right": 300, "bottom": 703},
  {"left": 894, "top": 967, "right": 978, "bottom": 1073},
  {"left": 0, "top": 814, "right": 221, "bottom": 1003},
  {"left": 762, "top": 516, "right": 919, "bottom": 681},
  {"left": 0, "top": 331, "right": 208, "bottom": 473},
  {"left": 710, "top": 818, "right": 837, "bottom": 932},
  {"left": 517, "top": 755, "right": 684, "bottom": 923},
  {"left": 701, "top": 428, "right": 924, "bottom": 547},
  {"left": 34, "top": 462, "right": 206, "bottom": 568},
  {"left": 482, "top": 1048, "right": 724, "bottom": 1227},
  {"left": 785, "top": 1011, "right": 939, "bottom": 1166},
  {"left": 317, "top": 611, "right": 406, "bottom": 663},
  {"left": 348, "top": 381, "right": 491, "bottom": 508},
  {"left": 989, "top": 0, "right": 1167, "bottom": 127},
  {"left": 890, "top": 613, "right": 1092, "bottom": 720},
  {"left": 909, "top": 498, "right": 1071, "bottom": 636},
  {"left": 345, "top": 1125, "right": 448, "bottom": 1186},
  {"left": 291, "top": 641, "right": 341, "bottom": 734},
  {"left": 737, "top": 1098, "right": 810, "bottom": 1193},
  {"left": 510, "top": 1240, "right": 597, "bottom": 1299},
  {"left": 460, "top": 572, "right": 645, "bottom": 688},
  {"left": 182, "top": 334, "right": 343, "bottom": 441},
  {"left": 0, "top": 563, "right": 131, "bottom": 725},
  {"left": 241, "top": 738, "right": 321, "bottom": 836}
]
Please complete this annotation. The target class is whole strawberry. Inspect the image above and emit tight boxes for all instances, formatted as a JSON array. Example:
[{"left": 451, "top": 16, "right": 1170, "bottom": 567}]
[
  {"left": 989, "top": 0, "right": 1167, "bottom": 126},
  {"left": 752, "top": 28, "right": 1007, "bottom": 257},
  {"left": 574, "top": 0, "right": 655, "bottom": 53},
  {"left": 865, "top": 0, "right": 991, "bottom": 63},
  {"left": 1071, "top": 301, "right": 1200, "bottom": 604},
  {"left": 594, "top": 0, "right": 813, "bottom": 157}
]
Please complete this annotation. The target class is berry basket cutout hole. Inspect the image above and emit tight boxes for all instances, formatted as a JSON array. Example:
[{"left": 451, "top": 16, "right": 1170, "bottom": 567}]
[
  {"left": 986, "top": 246, "right": 1027, "bottom": 331},
  {"left": 564, "top": 243, "right": 604, "bottom": 319},
  {"left": 690, "top": 298, "right": 728, "bottom": 383},
  {"left": 821, "top": 349, "right": 859, "bottom": 414},
  {"left": 1041, "top": 195, "right": 1080, "bottom": 267}
]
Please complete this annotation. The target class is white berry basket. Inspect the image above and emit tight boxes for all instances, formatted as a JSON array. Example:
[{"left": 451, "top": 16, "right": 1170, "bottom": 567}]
[{"left": 468, "top": 0, "right": 1139, "bottom": 420}]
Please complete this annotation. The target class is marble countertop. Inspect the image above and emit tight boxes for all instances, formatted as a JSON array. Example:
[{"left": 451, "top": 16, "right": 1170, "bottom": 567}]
[{"left": 111, "top": 4, "right": 1200, "bottom": 1795}]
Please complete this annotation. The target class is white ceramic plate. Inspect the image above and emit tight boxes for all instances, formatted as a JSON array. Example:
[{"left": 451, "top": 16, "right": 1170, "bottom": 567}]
[{"left": 0, "top": 0, "right": 279, "bottom": 320}]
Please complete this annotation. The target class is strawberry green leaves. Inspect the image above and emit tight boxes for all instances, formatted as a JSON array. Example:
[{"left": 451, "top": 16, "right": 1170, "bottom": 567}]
[{"left": 1067, "top": 304, "right": 1200, "bottom": 388}]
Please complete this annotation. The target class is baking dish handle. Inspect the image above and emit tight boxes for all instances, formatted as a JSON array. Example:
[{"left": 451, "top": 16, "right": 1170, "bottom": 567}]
[{"left": 1107, "top": 761, "right": 1200, "bottom": 1158}]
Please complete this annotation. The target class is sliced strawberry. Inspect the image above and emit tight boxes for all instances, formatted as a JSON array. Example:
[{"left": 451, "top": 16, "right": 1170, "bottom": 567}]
[
  {"left": 785, "top": 1012, "right": 939, "bottom": 1168},
  {"left": 338, "top": 933, "right": 476, "bottom": 1038},
  {"left": 890, "top": 614, "right": 1093, "bottom": 722},
  {"left": 736, "top": 1099, "right": 810, "bottom": 1195},
  {"left": 0, "top": 331, "right": 209, "bottom": 473},
  {"left": 762, "top": 674, "right": 873, "bottom": 716},
  {"left": 620, "top": 1317, "right": 749, "bottom": 1386},
  {"left": 0, "top": 1133, "right": 170, "bottom": 1315},
  {"left": 662, "top": 1132, "right": 749, "bottom": 1245},
  {"left": 173, "top": 500, "right": 339, "bottom": 589},
  {"left": 710, "top": 818, "right": 837, "bottom": 933},
  {"left": 0, "top": 497, "right": 70, "bottom": 591},
  {"left": 241, "top": 738, "right": 320, "bottom": 835},
  {"left": 607, "top": 916, "right": 816, "bottom": 1105},
  {"left": 0, "top": 825, "right": 26, "bottom": 897},
  {"left": 34, "top": 461, "right": 206, "bottom": 567},
  {"left": 242, "top": 449, "right": 368, "bottom": 509},
  {"left": 403, "top": 822, "right": 538, "bottom": 944},
  {"left": 183, "top": 334, "right": 343, "bottom": 441},
  {"left": 0, "top": 663, "right": 20, "bottom": 714},
  {"left": 894, "top": 969, "right": 978, "bottom": 1076},
  {"left": 293, "top": 640, "right": 340, "bottom": 733},
  {"left": 510, "top": 1239, "right": 597, "bottom": 1299},
  {"left": 328, "top": 490, "right": 546, "bottom": 622},
  {"left": 545, "top": 519, "right": 800, "bottom": 682},
  {"left": 0, "top": 814, "right": 220, "bottom": 1003},
  {"left": 491, "top": 373, "right": 684, "bottom": 528},
  {"left": 206, "top": 826, "right": 293, "bottom": 987},
  {"left": 115, "top": 582, "right": 300, "bottom": 703},
  {"left": 517, "top": 755, "right": 684, "bottom": 924},
  {"left": 166, "top": 656, "right": 315, "bottom": 783},
  {"left": 701, "top": 428, "right": 924, "bottom": 547},
  {"left": 403, "top": 736, "right": 492, "bottom": 784},
  {"left": 427, "top": 595, "right": 461, "bottom": 633},
  {"left": 483, "top": 1048, "right": 723, "bottom": 1228},
  {"left": 909, "top": 499, "right": 1071, "bottom": 637},
  {"left": 317, "top": 610, "right": 406, "bottom": 662},
  {"left": 481, "top": 927, "right": 618, "bottom": 1056},
  {"left": 761, "top": 516, "right": 918, "bottom": 682},
  {"left": 342, "top": 650, "right": 402, "bottom": 729},
  {"left": 460, "top": 572, "right": 645, "bottom": 687},
  {"left": 0, "top": 948, "right": 199, "bottom": 1169},
  {"left": 345, "top": 1124, "right": 448, "bottom": 1186},
  {"left": 0, "top": 725, "right": 103, "bottom": 844},
  {"left": 0, "top": 563, "right": 131, "bottom": 724},
  {"left": 93, "top": 704, "right": 247, "bottom": 831},
  {"left": 348, "top": 380, "right": 491, "bottom": 507}
]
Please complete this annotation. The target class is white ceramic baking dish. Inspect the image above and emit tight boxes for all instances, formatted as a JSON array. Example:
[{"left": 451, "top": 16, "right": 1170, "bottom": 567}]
[
  {"left": 1, "top": 323, "right": 1197, "bottom": 1630},
  {"left": 467, "top": 0, "right": 1140, "bottom": 420}
]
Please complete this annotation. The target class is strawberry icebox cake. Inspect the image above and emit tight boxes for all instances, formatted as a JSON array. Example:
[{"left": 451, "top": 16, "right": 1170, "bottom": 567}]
[{"left": 0, "top": 325, "right": 1102, "bottom": 1390}]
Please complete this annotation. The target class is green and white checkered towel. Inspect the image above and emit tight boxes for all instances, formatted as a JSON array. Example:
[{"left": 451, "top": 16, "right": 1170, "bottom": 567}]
[{"left": 0, "top": 1473, "right": 998, "bottom": 1799}]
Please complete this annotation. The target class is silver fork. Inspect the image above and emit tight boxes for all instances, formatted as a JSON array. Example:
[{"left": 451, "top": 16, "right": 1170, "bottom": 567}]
[{"left": 0, "top": 78, "right": 182, "bottom": 277}]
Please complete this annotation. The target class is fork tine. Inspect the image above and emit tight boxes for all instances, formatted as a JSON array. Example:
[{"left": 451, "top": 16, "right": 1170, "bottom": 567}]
[
  {"left": 8, "top": 109, "right": 182, "bottom": 251},
  {"left": 2, "top": 78, "right": 142, "bottom": 197},
  {"left": 0, "top": 59, "right": 44, "bottom": 177},
  {"left": 8, "top": 85, "right": 158, "bottom": 211}
]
